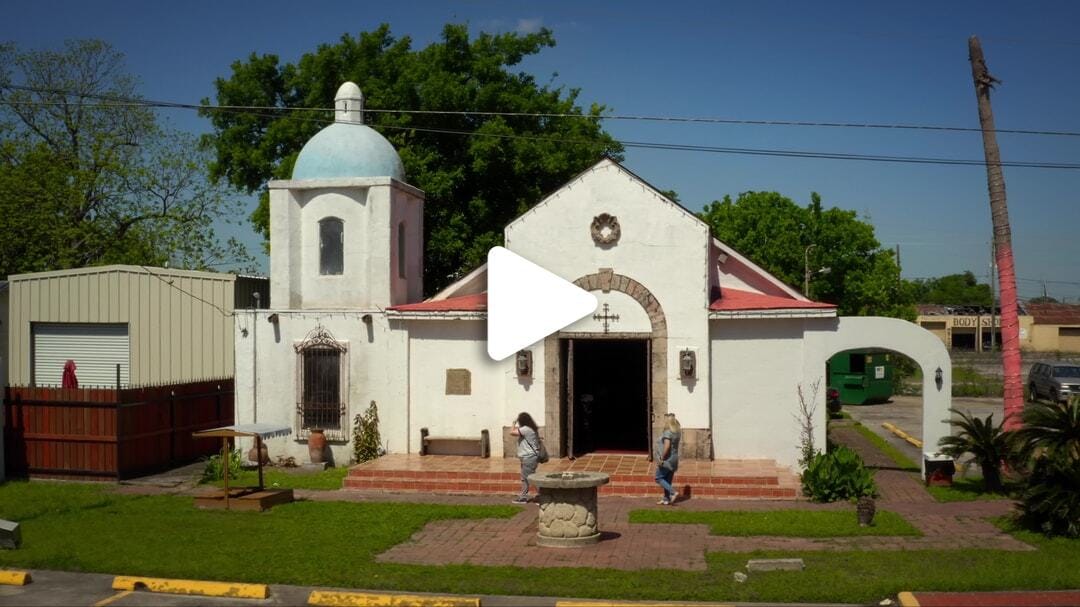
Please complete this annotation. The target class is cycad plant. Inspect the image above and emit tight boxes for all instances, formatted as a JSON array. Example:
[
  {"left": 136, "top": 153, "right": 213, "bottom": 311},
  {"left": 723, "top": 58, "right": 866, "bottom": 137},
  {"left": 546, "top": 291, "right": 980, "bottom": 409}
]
[
  {"left": 1011, "top": 398, "right": 1080, "bottom": 537},
  {"left": 937, "top": 409, "right": 1010, "bottom": 493}
]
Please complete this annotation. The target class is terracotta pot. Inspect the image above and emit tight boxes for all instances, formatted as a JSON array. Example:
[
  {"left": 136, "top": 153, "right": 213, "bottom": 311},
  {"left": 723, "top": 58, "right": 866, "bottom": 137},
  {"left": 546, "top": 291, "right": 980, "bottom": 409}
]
[
  {"left": 308, "top": 429, "right": 327, "bottom": 464},
  {"left": 247, "top": 443, "right": 269, "bottom": 465}
]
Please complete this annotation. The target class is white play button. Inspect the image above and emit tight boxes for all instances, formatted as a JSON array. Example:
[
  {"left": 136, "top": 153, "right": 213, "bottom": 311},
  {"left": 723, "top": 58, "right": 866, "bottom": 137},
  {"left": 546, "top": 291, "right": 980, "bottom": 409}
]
[{"left": 487, "top": 247, "right": 598, "bottom": 361}]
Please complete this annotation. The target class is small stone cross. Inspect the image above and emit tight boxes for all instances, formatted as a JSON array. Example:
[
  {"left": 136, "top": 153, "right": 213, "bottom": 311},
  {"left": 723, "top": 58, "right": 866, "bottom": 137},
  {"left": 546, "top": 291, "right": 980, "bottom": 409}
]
[{"left": 592, "top": 303, "right": 619, "bottom": 334}]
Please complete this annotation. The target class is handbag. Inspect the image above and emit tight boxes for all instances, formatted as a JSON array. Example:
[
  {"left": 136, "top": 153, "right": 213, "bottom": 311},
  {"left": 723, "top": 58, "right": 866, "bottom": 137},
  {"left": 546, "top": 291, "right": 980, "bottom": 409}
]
[{"left": 535, "top": 437, "right": 550, "bottom": 464}]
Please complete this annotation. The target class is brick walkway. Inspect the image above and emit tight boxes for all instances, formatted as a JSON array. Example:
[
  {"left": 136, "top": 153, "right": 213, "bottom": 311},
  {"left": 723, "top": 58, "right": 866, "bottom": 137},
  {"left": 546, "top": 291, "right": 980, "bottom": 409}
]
[{"left": 364, "top": 421, "right": 1031, "bottom": 570}]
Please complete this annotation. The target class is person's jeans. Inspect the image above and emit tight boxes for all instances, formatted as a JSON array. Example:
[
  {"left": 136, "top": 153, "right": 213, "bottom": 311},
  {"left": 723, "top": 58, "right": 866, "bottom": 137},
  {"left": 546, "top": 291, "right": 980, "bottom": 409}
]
[
  {"left": 655, "top": 465, "right": 676, "bottom": 501},
  {"left": 520, "top": 455, "right": 539, "bottom": 498}
]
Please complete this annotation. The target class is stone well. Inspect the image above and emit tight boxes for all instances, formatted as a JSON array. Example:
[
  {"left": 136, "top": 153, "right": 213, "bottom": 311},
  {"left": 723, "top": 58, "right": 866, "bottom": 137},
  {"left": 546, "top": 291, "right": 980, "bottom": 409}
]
[{"left": 528, "top": 471, "right": 610, "bottom": 547}]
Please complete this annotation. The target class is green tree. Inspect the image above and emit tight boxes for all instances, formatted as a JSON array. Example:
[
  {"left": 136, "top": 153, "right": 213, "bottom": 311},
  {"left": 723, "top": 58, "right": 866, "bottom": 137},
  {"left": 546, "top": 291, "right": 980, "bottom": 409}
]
[
  {"left": 699, "top": 191, "right": 914, "bottom": 318},
  {"left": 911, "top": 272, "right": 993, "bottom": 307},
  {"left": 200, "top": 24, "right": 622, "bottom": 292},
  {"left": 0, "top": 40, "right": 250, "bottom": 278}
]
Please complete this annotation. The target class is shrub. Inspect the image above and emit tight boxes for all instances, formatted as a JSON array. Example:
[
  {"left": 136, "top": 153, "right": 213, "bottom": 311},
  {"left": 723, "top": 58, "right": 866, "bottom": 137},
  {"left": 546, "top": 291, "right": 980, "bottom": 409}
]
[
  {"left": 1011, "top": 399, "right": 1080, "bottom": 537},
  {"left": 801, "top": 446, "right": 878, "bottom": 503},
  {"left": 201, "top": 448, "right": 243, "bottom": 483},
  {"left": 352, "top": 400, "right": 382, "bottom": 463},
  {"left": 937, "top": 409, "right": 1010, "bottom": 493}
]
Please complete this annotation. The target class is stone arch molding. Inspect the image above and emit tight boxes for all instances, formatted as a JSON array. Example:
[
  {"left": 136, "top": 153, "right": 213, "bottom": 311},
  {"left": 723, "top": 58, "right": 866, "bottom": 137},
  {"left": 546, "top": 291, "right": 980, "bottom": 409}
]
[
  {"left": 811, "top": 316, "right": 952, "bottom": 475},
  {"left": 573, "top": 270, "right": 673, "bottom": 450}
]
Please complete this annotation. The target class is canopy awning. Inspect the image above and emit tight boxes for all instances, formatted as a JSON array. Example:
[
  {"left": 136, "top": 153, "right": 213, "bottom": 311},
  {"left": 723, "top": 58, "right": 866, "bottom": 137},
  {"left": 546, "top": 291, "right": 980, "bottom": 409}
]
[{"left": 193, "top": 423, "right": 292, "bottom": 440}]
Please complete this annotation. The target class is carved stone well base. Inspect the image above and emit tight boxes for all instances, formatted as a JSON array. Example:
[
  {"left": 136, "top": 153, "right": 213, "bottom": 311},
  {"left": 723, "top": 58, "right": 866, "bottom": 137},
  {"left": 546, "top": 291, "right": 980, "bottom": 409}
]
[{"left": 528, "top": 472, "right": 610, "bottom": 547}]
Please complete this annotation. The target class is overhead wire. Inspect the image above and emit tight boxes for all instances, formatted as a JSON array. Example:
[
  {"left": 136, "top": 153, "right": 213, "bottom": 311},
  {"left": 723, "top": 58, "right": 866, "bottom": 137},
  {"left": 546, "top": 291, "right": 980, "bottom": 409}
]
[{"left": 4, "top": 83, "right": 1080, "bottom": 171}]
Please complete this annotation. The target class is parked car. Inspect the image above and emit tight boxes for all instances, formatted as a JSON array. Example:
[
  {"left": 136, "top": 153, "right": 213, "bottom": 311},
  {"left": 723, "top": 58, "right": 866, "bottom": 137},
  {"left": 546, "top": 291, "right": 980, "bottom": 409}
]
[{"left": 1027, "top": 361, "right": 1080, "bottom": 404}]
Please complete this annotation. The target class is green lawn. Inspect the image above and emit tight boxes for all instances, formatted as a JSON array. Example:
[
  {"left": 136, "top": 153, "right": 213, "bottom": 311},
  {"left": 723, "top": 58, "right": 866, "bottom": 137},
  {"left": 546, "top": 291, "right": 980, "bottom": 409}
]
[
  {"left": 848, "top": 420, "right": 921, "bottom": 471},
  {"left": 206, "top": 466, "right": 349, "bottom": 491},
  {"left": 628, "top": 509, "right": 920, "bottom": 537},
  {"left": 1, "top": 481, "right": 1078, "bottom": 604},
  {"left": 925, "top": 477, "right": 1016, "bottom": 503}
]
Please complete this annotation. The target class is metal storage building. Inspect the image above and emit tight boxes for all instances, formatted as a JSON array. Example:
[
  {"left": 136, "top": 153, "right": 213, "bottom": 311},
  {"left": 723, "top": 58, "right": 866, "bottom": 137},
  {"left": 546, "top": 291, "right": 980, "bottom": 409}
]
[{"left": 5, "top": 266, "right": 267, "bottom": 388}]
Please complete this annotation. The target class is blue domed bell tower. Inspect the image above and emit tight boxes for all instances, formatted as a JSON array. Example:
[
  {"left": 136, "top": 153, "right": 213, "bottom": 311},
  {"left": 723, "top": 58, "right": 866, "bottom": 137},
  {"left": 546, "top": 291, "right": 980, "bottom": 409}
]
[{"left": 268, "top": 82, "right": 425, "bottom": 310}]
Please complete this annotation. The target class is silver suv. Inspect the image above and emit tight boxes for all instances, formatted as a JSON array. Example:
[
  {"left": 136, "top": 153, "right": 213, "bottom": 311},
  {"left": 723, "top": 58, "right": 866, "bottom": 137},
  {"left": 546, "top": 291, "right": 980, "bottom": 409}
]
[{"left": 1028, "top": 362, "right": 1080, "bottom": 404}]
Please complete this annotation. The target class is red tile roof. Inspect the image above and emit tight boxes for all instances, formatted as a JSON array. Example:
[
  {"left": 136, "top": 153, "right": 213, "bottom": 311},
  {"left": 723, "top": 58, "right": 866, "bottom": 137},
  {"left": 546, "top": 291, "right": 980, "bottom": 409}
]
[
  {"left": 709, "top": 288, "right": 835, "bottom": 311},
  {"left": 389, "top": 293, "right": 487, "bottom": 312},
  {"left": 1026, "top": 302, "right": 1080, "bottom": 325}
]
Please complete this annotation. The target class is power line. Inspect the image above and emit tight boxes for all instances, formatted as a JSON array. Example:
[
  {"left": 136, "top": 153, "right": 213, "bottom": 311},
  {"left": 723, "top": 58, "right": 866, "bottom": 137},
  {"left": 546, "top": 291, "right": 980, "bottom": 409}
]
[{"left": 5, "top": 82, "right": 1080, "bottom": 138}]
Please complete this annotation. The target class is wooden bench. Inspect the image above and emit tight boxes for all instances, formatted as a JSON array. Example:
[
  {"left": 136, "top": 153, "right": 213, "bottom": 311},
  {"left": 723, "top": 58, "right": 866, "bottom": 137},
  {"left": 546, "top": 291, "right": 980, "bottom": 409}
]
[{"left": 420, "top": 428, "right": 490, "bottom": 458}]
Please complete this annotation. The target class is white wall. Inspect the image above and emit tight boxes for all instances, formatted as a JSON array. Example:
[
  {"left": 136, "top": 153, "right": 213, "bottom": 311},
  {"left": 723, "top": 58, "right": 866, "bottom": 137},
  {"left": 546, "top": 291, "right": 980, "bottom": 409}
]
[
  {"left": 804, "top": 316, "right": 953, "bottom": 475},
  {"left": 505, "top": 160, "right": 713, "bottom": 429},
  {"left": 710, "top": 318, "right": 819, "bottom": 469},
  {"left": 406, "top": 320, "right": 519, "bottom": 456},
  {"left": 268, "top": 178, "right": 424, "bottom": 310},
  {"left": 234, "top": 309, "right": 410, "bottom": 465}
]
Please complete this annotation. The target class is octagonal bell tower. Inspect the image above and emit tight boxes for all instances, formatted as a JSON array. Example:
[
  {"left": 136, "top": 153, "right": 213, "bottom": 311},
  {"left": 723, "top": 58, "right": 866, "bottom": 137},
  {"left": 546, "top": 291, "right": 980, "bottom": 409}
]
[{"left": 268, "top": 82, "right": 425, "bottom": 309}]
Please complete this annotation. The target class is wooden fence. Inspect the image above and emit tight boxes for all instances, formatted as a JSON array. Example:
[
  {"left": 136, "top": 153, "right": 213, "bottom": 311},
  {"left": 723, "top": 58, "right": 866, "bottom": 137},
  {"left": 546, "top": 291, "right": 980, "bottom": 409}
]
[{"left": 3, "top": 379, "right": 234, "bottom": 480}]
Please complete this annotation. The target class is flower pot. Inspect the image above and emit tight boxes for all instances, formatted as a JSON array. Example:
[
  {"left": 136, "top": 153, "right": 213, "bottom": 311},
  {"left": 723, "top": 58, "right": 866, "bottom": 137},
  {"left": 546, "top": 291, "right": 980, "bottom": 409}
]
[
  {"left": 308, "top": 429, "right": 327, "bottom": 464},
  {"left": 247, "top": 442, "right": 269, "bottom": 465},
  {"left": 856, "top": 496, "right": 876, "bottom": 527}
]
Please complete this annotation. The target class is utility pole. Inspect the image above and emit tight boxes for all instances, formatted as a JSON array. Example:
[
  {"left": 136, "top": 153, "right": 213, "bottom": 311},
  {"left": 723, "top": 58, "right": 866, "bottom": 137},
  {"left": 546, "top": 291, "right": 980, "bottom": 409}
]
[
  {"left": 804, "top": 244, "right": 817, "bottom": 296},
  {"left": 969, "top": 36, "right": 1022, "bottom": 430}
]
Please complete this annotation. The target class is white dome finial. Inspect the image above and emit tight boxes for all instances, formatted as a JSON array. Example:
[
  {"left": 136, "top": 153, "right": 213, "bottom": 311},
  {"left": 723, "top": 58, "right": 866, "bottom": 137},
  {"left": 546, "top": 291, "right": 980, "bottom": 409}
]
[{"left": 335, "top": 82, "right": 363, "bottom": 125}]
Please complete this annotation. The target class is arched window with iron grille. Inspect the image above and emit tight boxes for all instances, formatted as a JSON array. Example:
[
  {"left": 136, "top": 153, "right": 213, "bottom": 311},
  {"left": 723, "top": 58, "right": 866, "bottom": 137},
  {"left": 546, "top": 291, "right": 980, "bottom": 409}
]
[{"left": 294, "top": 326, "right": 348, "bottom": 440}]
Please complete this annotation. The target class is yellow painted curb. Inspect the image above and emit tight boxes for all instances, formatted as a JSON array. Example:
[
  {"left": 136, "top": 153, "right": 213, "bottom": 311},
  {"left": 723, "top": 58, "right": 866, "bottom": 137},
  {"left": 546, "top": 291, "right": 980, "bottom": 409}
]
[
  {"left": 882, "top": 422, "right": 923, "bottom": 448},
  {"left": 897, "top": 591, "right": 920, "bottom": 606},
  {"left": 112, "top": 575, "right": 267, "bottom": 599},
  {"left": 308, "top": 590, "right": 480, "bottom": 606},
  {"left": 0, "top": 570, "right": 31, "bottom": 585}
]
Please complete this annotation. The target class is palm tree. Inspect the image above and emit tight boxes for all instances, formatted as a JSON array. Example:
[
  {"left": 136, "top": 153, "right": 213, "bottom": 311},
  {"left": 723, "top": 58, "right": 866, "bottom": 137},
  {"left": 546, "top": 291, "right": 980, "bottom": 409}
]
[
  {"left": 1011, "top": 399, "right": 1080, "bottom": 537},
  {"left": 1012, "top": 399, "right": 1080, "bottom": 464},
  {"left": 938, "top": 408, "right": 1010, "bottom": 493},
  {"left": 969, "top": 37, "right": 1023, "bottom": 431}
]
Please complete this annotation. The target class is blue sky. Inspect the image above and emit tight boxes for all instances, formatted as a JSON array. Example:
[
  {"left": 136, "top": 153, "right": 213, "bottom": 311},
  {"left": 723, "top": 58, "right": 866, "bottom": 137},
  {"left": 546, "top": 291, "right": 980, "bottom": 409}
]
[{"left": 4, "top": 1, "right": 1079, "bottom": 301}]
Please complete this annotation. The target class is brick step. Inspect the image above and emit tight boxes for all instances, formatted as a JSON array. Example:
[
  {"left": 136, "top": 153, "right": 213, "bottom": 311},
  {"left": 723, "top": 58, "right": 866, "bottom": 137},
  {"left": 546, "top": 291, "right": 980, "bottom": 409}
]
[
  {"left": 342, "top": 477, "right": 798, "bottom": 499},
  {"left": 346, "top": 468, "right": 787, "bottom": 487}
]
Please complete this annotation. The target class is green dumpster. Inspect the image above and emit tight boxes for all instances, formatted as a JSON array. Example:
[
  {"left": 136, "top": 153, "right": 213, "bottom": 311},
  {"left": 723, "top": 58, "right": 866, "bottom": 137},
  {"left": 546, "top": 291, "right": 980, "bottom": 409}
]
[{"left": 827, "top": 350, "right": 894, "bottom": 405}]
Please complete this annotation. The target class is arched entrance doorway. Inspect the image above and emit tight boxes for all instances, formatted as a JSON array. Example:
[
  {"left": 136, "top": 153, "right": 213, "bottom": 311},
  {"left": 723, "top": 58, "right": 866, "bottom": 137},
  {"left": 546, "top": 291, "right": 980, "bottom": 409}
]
[
  {"left": 543, "top": 269, "right": 668, "bottom": 458},
  {"left": 811, "top": 316, "right": 953, "bottom": 475}
]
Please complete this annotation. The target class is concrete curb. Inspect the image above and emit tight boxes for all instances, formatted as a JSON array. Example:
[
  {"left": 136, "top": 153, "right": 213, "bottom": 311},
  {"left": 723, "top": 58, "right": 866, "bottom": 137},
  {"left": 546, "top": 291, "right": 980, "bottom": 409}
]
[
  {"left": 308, "top": 590, "right": 480, "bottom": 606},
  {"left": 0, "top": 570, "right": 31, "bottom": 586},
  {"left": 112, "top": 575, "right": 268, "bottom": 599},
  {"left": 882, "top": 422, "right": 923, "bottom": 448}
]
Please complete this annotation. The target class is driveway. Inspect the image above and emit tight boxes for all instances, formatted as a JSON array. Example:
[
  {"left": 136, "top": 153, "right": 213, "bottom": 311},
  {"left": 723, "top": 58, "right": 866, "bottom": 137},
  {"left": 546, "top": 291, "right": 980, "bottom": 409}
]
[{"left": 842, "top": 395, "right": 1005, "bottom": 465}]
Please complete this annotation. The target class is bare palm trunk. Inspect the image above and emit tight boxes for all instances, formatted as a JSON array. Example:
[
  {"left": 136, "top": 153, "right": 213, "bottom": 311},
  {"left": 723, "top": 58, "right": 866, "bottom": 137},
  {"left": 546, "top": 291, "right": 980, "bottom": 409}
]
[{"left": 969, "top": 36, "right": 1023, "bottom": 430}]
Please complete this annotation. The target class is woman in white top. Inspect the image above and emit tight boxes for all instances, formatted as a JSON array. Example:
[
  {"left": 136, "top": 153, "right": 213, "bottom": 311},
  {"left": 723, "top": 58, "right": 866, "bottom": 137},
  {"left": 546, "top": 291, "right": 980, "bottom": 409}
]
[{"left": 510, "top": 411, "right": 541, "bottom": 503}]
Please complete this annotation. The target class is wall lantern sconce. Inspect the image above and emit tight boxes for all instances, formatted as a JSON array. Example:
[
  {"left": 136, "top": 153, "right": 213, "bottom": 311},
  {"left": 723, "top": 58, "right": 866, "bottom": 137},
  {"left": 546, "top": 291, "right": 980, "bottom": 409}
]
[
  {"left": 267, "top": 313, "right": 279, "bottom": 324},
  {"left": 680, "top": 349, "right": 696, "bottom": 379},
  {"left": 935, "top": 367, "right": 943, "bottom": 391},
  {"left": 516, "top": 350, "right": 533, "bottom": 378},
  {"left": 361, "top": 313, "right": 373, "bottom": 324}
]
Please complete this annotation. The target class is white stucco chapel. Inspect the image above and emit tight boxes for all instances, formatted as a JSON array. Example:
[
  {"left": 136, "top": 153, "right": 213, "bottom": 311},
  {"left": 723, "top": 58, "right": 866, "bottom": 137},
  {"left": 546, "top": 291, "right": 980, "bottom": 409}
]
[{"left": 234, "top": 82, "right": 953, "bottom": 474}]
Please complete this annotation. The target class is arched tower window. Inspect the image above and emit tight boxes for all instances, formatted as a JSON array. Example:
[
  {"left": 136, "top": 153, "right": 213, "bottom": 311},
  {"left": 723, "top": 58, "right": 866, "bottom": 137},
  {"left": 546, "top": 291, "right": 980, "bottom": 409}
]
[
  {"left": 397, "top": 221, "right": 406, "bottom": 279},
  {"left": 319, "top": 217, "right": 344, "bottom": 275}
]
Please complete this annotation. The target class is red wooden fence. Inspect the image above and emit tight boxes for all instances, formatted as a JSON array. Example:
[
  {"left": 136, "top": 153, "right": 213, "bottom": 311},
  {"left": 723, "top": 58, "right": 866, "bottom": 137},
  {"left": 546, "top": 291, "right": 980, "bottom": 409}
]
[{"left": 4, "top": 379, "right": 234, "bottom": 480}]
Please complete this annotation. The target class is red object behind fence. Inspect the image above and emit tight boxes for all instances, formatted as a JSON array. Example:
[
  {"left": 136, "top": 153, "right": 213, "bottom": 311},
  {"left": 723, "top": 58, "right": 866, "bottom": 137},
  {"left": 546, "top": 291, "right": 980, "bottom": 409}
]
[{"left": 61, "top": 360, "right": 78, "bottom": 389}]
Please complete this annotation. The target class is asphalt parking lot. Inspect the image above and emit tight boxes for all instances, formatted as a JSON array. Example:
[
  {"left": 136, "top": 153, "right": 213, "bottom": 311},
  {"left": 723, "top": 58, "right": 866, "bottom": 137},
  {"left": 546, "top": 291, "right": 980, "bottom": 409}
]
[{"left": 843, "top": 395, "right": 1004, "bottom": 465}]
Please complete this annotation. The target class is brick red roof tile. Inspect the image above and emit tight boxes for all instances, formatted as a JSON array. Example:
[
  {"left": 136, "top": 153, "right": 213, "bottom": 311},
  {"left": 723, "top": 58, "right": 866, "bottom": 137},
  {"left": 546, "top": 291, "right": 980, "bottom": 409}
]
[{"left": 710, "top": 288, "right": 835, "bottom": 311}]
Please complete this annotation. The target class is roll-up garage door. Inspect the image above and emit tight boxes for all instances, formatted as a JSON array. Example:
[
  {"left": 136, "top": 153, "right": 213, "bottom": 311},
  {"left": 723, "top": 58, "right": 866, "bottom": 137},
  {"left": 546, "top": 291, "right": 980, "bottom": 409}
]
[{"left": 32, "top": 323, "right": 130, "bottom": 387}]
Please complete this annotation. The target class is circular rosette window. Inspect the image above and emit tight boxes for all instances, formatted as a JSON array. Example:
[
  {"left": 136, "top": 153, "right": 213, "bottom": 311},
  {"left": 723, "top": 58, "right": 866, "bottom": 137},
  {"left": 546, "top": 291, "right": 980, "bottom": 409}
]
[{"left": 590, "top": 213, "right": 621, "bottom": 246}]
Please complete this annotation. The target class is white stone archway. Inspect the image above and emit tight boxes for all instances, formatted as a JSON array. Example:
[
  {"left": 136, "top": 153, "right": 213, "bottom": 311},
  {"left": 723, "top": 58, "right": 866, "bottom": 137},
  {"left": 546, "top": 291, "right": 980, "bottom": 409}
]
[{"left": 807, "top": 316, "right": 952, "bottom": 476}]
